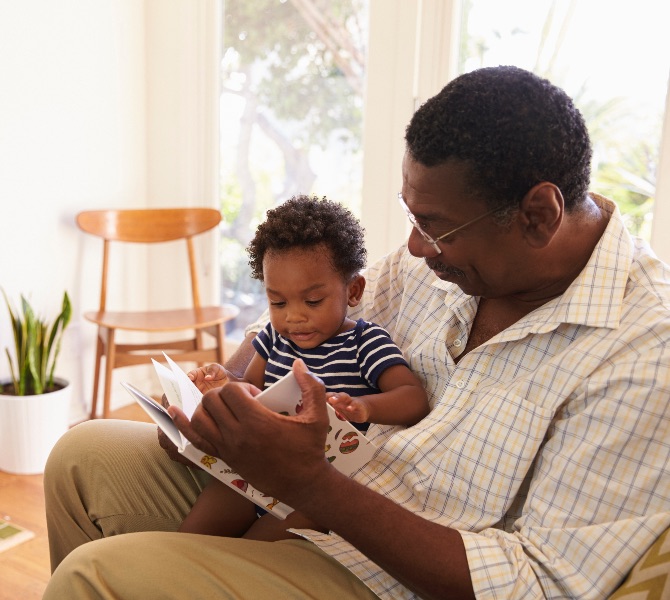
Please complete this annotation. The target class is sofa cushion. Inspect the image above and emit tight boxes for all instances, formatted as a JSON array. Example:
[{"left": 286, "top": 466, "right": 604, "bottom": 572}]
[{"left": 609, "top": 527, "right": 670, "bottom": 599}]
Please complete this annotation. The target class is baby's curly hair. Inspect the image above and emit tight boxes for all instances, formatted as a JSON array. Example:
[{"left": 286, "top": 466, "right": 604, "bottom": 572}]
[
  {"left": 405, "top": 66, "right": 592, "bottom": 213},
  {"left": 247, "top": 195, "right": 367, "bottom": 281}
]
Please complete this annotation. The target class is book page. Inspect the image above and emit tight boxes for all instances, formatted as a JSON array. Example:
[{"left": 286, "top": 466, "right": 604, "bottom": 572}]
[
  {"left": 163, "top": 353, "right": 202, "bottom": 418},
  {"left": 121, "top": 382, "right": 184, "bottom": 449},
  {"left": 255, "top": 373, "right": 378, "bottom": 473},
  {"left": 179, "top": 444, "right": 294, "bottom": 519},
  {"left": 151, "top": 359, "right": 183, "bottom": 409}
]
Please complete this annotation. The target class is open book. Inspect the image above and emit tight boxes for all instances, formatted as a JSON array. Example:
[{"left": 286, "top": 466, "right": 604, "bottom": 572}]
[{"left": 121, "top": 353, "right": 377, "bottom": 519}]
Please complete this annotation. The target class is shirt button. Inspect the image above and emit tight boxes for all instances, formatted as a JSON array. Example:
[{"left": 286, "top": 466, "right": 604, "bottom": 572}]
[
  {"left": 455, "top": 380, "right": 465, "bottom": 389},
  {"left": 374, "top": 463, "right": 384, "bottom": 474},
  {"left": 453, "top": 339, "right": 462, "bottom": 347}
]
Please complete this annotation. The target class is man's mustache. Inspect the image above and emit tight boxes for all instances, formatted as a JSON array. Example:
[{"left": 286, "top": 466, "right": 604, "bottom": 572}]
[{"left": 425, "top": 258, "right": 464, "bottom": 278}]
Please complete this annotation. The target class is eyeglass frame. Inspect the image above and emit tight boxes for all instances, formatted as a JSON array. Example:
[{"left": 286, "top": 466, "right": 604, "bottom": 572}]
[{"left": 397, "top": 192, "right": 502, "bottom": 255}]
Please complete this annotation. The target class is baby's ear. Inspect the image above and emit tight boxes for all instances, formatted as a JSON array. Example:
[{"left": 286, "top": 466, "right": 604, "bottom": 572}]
[{"left": 347, "top": 274, "right": 366, "bottom": 307}]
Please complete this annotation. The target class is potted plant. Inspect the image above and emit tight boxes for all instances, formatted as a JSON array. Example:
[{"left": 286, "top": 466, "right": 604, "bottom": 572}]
[{"left": 0, "top": 290, "right": 72, "bottom": 474}]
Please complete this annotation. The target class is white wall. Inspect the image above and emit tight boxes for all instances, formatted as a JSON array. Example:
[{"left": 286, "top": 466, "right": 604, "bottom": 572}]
[
  {"left": 0, "top": 0, "right": 223, "bottom": 423},
  {"left": 0, "top": 0, "right": 147, "bottom": 422},
  {"left": 650, "top": 74, "right": 670, "bottom": 262}
]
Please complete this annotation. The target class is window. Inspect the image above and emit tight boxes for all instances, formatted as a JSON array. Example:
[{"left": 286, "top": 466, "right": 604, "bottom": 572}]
[
  {"left": 218, "top": 0, "right": 369, "bottom": 340},
  {"left": 458, "top": 0, "right": 670, "bottom": 240},
  {"left": 215, "top": 1, "right": 670, "bottom": 338}
]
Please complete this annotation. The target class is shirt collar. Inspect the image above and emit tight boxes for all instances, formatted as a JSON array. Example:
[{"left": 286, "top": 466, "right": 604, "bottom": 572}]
[{"left": 540, "top": 193, "right": 632, "bottom": 329}]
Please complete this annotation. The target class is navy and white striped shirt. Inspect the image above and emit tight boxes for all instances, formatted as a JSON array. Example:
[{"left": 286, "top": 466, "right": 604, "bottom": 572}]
[{"left": 252, "top": 318, "right": 408, "bottom": 397}]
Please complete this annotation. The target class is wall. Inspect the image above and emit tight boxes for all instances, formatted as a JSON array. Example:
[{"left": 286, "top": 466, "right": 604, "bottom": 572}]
[
  {"left": 0, "top": 0, "right": 147, "bottom": 422},
  {"left": 0, "top": 0, "right": 224, "bottom": 423},
  {"left": 650, "top": 75, "right": 670, "bottom": 263}
]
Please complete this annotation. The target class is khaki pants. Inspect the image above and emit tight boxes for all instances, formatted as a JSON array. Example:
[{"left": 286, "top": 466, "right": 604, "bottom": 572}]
[{"left": 43, "top": 419, "right": 378, "bottom": 599}]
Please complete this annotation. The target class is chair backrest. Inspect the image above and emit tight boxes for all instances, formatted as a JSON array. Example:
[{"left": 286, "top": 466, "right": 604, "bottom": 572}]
[{"left": 76, "top": 208, "right": 222, "bottom": 311}]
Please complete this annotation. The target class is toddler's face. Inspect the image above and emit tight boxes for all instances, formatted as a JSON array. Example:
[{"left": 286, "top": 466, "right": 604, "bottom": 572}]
[{"left": 263, "top": 245, "right": 359, "bottom": 349}]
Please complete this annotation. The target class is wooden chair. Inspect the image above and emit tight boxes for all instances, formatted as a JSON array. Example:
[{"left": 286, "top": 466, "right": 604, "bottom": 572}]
[{"left": 76, "top": 208, "right": 240, "bottom": 419}]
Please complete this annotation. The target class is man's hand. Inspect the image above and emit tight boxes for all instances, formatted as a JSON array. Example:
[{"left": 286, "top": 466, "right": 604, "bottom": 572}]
[
  {"left": 187, "top": 363, "right": 229, "bottom": 393},
  {"left": 156, "top": 331, "right": 257, "bottom": 465},
  {"left": 169, "top": 359, "right": 331, "bottom": 501}
]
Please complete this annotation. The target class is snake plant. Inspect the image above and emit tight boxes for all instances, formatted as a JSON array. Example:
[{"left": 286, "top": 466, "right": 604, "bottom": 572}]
[{"left": 2, "top": 290, "right": 72, "bottom": 395}]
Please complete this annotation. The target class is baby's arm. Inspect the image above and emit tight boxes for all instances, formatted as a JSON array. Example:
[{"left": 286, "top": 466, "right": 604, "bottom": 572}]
[
  {"left": 188, "top": 352, "right": 267, "bottom": 393},
  {"left": 328, "top": 364, "right": 428, "bottom": 426}
]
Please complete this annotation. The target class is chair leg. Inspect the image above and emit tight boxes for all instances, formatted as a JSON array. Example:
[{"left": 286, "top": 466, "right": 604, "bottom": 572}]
[
  {"left": 215, "top": 323, "right": 226, "bottom": 364},
  {"left": 89, "top": 333, "right": 104, "bottom": 420},
  {"left": 102, "top": 329, "right": 116, "bottom": 419}
]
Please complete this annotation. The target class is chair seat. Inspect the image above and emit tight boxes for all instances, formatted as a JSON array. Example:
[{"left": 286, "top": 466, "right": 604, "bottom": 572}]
[{"left": 84, "top": 304, "right": 239, "bottom": 332}]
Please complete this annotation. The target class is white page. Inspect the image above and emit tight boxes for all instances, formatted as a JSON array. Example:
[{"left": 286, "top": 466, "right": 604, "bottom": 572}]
[
  {"left": 151, "top": 359, "right": 183, "bottom": 409},
  {"left": 163, "top": 352, "right": 202, "bottom": 418},
  {"left": 255, "top": 370, "right": 302, "bottom": 413}
]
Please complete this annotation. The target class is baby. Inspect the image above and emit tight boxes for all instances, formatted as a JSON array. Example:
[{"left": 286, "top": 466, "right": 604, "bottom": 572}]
[{"left": 179, "top": 195, "right": 428, "bottom": 541}]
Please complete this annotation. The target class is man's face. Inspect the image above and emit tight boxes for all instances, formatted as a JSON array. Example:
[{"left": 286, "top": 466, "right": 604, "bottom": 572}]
[{"left": 401, "top": 154, "right": 527, "bottom": 299}]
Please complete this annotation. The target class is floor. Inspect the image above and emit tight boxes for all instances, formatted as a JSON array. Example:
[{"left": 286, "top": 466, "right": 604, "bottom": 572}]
[{"left": 0, "top": 404, "right": 152, "bottom": 600}]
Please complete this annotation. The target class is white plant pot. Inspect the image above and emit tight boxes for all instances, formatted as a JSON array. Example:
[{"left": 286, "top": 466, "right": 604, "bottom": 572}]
[{"left": 0, "top": 377, "right": 71, "bottom": 475}]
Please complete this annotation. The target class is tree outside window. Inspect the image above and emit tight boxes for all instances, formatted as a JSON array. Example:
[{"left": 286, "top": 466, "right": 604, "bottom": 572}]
[{"left": 219, "top": 0, "right": 369, "bottom": 339}]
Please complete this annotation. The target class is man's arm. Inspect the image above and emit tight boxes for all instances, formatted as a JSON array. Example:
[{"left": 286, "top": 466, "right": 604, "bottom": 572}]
[
  {"left": 298, "top": 465, "right": 475, "bottom": 600},
  {"left": 170, "top": 360, "right": 475, "bottom": 600}
]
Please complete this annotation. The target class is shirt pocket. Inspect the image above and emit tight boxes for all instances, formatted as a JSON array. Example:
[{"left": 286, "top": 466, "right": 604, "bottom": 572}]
[{"left": 425, "top": 390, "right": 555, "bottom": 529}]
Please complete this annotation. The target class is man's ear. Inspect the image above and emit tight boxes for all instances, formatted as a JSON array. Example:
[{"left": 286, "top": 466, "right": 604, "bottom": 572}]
[
  {"left": 517, "top": 182, "right": 564, "bottom": 248},
  {"left": 347, "top": 274, "right": 366, "bottom": 307}
]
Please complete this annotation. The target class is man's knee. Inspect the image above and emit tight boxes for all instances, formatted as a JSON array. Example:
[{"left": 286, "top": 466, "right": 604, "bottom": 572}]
[
  {"left": 46, "top": 532, "right": 167, "bottom": 598},
  {"left": 45, "top": 420, "right": 114, "bottom": 476},
  {"left": 44, "top": 421, "right": 93, "bottom": 499},
  {"left": 44, "top": 537, "right": 109, "bottom": 599}
]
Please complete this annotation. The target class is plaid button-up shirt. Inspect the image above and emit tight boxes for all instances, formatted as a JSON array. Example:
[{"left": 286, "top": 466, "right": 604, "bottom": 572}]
[{"left": 249, "top": 195, "right": 670, "bottom": 599}]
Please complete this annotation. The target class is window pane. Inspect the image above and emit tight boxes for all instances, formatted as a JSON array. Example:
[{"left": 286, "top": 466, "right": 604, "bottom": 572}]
[
  {"left": 459, "top": 0, "right": 670, "bottom": 239},
  {"left": 219, "top": 0, "right": 369, "bottom": 340}
]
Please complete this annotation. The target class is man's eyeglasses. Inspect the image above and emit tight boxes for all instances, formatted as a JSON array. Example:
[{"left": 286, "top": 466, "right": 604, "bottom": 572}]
[{"left": 397, "top": 193, "right": 500, "bottom": 255}]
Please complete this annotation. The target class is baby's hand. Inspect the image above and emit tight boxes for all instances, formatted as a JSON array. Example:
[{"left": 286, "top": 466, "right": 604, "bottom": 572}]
[
  {"left": 326, "top": 392, "right": 370, "bottom": 423},
  {"left": 187, "top": 363, "right": 229, "bottom": 393}
]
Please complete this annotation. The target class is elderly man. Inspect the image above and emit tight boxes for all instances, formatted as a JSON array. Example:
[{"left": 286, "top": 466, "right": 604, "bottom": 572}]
[{"left": 44, "top": 66, "right": 670, "bottom": 599}]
